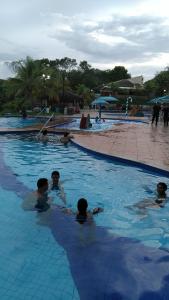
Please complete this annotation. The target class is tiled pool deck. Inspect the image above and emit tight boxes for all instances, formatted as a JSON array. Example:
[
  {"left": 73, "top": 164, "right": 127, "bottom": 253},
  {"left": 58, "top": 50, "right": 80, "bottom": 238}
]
[
  {"left": 73, "top": 122, "right": 169, "bottom": 172},
  {"left": 0, "top": 115, "right": 169, "bottom": 172}
]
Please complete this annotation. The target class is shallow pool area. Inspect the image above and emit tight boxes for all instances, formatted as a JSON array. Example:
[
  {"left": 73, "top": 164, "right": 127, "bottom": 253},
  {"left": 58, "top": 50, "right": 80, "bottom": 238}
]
[
  {"left": 54, "top": 118, "right": 145, "bottom": 131},
  {"left": 0, "top": 117, "right": 42, "bottom": 128},
  {"left": 1, "top": 134, "right": 169, "bottom": 300}
]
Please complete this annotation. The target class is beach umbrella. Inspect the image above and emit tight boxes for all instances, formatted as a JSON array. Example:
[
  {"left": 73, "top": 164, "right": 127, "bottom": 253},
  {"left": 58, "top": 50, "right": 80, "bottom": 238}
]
[
  {"left": 92, "top": 98, "right": 109, "bottom": 118},
  {"left": 94, "top": 96, "right": 118, "bottom": 103},
  {"left": 149, "top": 95, "right": 169, "bottom": 104}
]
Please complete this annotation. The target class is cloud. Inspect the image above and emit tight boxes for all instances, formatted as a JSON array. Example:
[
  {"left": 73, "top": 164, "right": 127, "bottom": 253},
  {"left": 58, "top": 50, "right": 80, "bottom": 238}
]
[
  {"left": 49, "top": 14, "right": 169, "bottom": 64},
  {"left": 0, "top": 0, "right": 169, "bottom": 79}
]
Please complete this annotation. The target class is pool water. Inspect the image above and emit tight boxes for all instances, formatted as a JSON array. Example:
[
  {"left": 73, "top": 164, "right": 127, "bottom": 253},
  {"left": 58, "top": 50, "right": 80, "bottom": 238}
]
[
  {"left": 1, "top": 134, "right": 169, "bottom": 300},
  {"left": 55, "top": 118, "right": 144, "bottom": 131},
  {"left": 0, "top": 117, "right": 42, "bottom": 128}
]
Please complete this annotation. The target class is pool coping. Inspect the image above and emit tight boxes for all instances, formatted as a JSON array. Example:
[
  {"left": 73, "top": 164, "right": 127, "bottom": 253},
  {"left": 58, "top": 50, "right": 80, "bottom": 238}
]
[{"left": 71, "top": 139, "right": 169, "bottom": 177}]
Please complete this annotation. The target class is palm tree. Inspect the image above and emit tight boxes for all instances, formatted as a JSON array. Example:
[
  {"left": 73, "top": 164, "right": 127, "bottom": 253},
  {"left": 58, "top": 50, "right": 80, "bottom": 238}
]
[
  {"left": 76, "top": 84, "right": 94, "bottom": 106},
  {"left": 9, "top": 57, "right": 62, "bottom": 109},
  {"left": 10, "top": 57, "right": 42, "bottom": 105}
]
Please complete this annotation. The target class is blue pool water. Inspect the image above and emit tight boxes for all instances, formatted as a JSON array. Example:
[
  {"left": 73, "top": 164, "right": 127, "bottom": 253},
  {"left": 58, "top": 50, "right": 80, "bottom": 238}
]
[
  {"left": 0, "top": 134, "right": 169, "bottom": 300},
  {"left": 55, "top": 118, "right": 144, "bottom": 131},
  {"left": 0, "top": 117, "right": 42, "bottom": 128}
]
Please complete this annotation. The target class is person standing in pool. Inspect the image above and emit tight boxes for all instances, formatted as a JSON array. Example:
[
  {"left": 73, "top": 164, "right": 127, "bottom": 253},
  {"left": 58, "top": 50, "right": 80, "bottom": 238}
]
[
  {"left": 34, "top": 178, "right": 50, "bottom": 212},
  {"left": 22, "top": 178, "right": 50, "bottom": 212},
  {"left": 49, "top": 171, "right": 66, "bottom": 205},
  {"left": 60, "top": 132, "right": 73, "bottom": 145}
]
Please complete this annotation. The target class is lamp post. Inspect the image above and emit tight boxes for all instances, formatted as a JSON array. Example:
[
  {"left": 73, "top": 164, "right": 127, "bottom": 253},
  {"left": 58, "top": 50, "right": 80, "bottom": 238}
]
[
  {"left": 42, "top": 74, "right": 50, "bottom": 108},
  {"left": 61, "top": 71, "right": 67, "bottom": 100},
  {"left": 125, "top": 96, "right": 133, "bottom": 117}
]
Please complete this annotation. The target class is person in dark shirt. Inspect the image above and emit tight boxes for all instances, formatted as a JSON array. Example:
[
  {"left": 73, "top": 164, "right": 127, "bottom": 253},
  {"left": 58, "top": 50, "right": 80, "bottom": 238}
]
[
  {"left": 35, "top": 178, "right": 50, "bottom": 212},
  {"left": 151, "top": 103, "right": 161, "bottom": 126},
  {"left": 163, "top": 104, "right": 169, "bottom": 126}
]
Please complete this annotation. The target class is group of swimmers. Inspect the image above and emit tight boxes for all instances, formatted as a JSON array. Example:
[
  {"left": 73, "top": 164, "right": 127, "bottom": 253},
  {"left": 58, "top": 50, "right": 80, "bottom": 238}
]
[
  {"left": 38, "top": 130, "right": 73, "bottom": 145},
  {"left": 23, "top": 171, "right": 103, "bottom": 224},
  {"left": 23, "top": 169, "right": 168, "bottom": 225}
]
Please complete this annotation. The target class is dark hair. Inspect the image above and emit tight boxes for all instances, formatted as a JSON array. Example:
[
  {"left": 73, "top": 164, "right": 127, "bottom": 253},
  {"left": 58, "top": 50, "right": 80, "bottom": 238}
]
[
  {"left": 76, "top": 198, "right": 88, "bottom": 224},
  {"left": 77, "top": 198, "right": 88, "bottom": 215},
  {"left": 64, "top": 132, "right": 69, "bottom": 137},
  {"left": 51, "top": 171, "right": 60, "bottom": 177},
  {"left": 157, "top": 182, "right": 167, "bottom": 191},
  {"left": 37, "top": 178, "right": 48, "bottom": 189},
  {"left": 42, "top": 130, "right": 48, "bottom": 135}
]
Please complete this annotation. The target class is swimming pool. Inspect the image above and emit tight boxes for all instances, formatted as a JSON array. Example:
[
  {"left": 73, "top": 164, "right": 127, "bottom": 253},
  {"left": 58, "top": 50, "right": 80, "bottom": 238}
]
[
  {"left": 0, "top": 117, "right": 42, "bottom": 128},
  {"left": 54, "top": 118, "right": 145, "bottom": 131},
  {"left": 0, "top": 134, "right": 169, "bottom": 300}
]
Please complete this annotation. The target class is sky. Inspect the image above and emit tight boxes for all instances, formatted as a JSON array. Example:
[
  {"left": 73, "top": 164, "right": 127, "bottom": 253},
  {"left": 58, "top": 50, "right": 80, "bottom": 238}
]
[{"left": 1, "top": 0, "right": 169, "bottom": 81}]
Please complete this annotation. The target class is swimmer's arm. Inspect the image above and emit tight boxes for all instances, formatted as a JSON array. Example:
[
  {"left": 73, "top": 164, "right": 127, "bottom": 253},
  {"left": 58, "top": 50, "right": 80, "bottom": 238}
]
[
  {"left": 58, "top": 183, "right": 66, "bottom": 205},
  {"left": 47, "top": 196, "right": 53, "bottom": 204},
  {"left": 142, "top": 185, "right": 154, "bottom": 194},
  {"left": 125, "top": 199, "right": 153, "bottom": 214},
  {"left": 132, "top": 199, "right": 155, "bottom": 209},
  {"left": 92, "top": 207, "right": 104, "bottom": 215},
  {"left": 62, "top": 207, "right": 73, "bottom": 214}
]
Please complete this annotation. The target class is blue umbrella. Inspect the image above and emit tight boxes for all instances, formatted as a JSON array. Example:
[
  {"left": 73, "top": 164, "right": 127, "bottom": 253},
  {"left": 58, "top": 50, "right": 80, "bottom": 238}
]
[
  {"left": 149, "top": 95, "right": 169, "bottom": 104},
  {"left": 94, "top": 96, "right": 118, "bottom": 103},
  {"left": 92, "top": 98, "right": 109, "bottom": 118}
]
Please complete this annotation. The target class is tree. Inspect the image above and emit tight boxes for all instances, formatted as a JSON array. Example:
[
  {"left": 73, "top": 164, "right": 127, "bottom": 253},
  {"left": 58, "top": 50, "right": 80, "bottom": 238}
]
[
  {"left": 68, "top": 69, "right": 82, "bottom": 89},
  {"left": 79, "top": 61, "right": 91, "bottom": 72},
  {"left": 9, "top": 56, "right": 42, "bottom": 106},
  {"left": 54, "top": 57, "right": 77, "bottom": 73},
  {"left": 144, "top": 67, "right": 169, "bottom": 97},
  {"left": 154, "top": 69, "right": 169, "bottom": 95},
  {"left": 8, "top": 56, "right": 62, "bottom": 108},
  {"left": 108, "top": 66, "right": 131, "bottom": 82},
  {"left": 76, "top": 84, "right": 94, "bottom": 106},
  {"left": 53, "top": 57, "right": 77, "bottom": 101}
]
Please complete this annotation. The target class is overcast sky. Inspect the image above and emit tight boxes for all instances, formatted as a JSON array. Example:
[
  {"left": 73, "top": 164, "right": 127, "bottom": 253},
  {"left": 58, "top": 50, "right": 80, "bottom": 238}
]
[{"left": 1, "top": 0, "right": 169, "bottom": 81}]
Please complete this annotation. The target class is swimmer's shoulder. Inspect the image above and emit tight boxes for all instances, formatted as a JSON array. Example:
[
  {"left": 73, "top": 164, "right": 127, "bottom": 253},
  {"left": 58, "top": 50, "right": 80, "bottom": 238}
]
[{"left": 22, "top": 191, "right": 37, "bottom": 210}]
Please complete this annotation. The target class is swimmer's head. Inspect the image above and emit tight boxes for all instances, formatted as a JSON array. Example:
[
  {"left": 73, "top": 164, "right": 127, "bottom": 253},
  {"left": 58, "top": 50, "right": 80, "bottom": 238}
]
[
  {"left": 64, "top": 132, "right": 69, "bottom": 137},
  {"left": 157, "top": 182, "right": 167, "bottom": 196},
  {"left": 77, "top": 198, "right": 88, "bottom": 215},
  {"left": 37, "top": 178, "right": 48, "bottom": 193},
  {"left": 42, "top": 130, "right": 48, "bottom": 136},
  {"left": 51, "top": 171, "right": 60, "bottom": 185}
]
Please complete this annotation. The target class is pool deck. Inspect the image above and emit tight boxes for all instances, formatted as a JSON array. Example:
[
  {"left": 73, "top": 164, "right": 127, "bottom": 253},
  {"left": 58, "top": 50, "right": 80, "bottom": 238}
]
[
  {"left": 72, "top": 122, "right": 169, "bottom": 172},
  {"left": 0, "top": 115, "right": 169, "bottom": 172}
]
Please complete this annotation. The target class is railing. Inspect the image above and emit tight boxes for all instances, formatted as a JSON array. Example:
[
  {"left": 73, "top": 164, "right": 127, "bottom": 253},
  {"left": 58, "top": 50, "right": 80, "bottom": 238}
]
[
  {"left": 36, "top": 113, "right": 54, "bottom": 138},
  {"left": 34, "top": 107, "right": 46, "bottom": 118}
]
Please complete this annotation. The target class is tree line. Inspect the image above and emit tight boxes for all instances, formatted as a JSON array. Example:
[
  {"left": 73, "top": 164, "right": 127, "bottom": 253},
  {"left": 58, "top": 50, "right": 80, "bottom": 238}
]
[
  {"left": 0, "top": 56, "right": 130, "bottom": 112},
  {"left": 0, "top": 56, "right": 169, "bottom": 112}
]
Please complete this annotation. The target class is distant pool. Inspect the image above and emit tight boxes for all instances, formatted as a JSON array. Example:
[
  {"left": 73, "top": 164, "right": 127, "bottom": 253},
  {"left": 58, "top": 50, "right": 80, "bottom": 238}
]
[
  {"left": 54, "top": 117, "right": 144, "bottom": 131},
  {"left": 0, "top": 117, "right": 42, "bottom": 128},
  {"left": 0, "top": 133, "right": 169, "bottom": 299}
]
